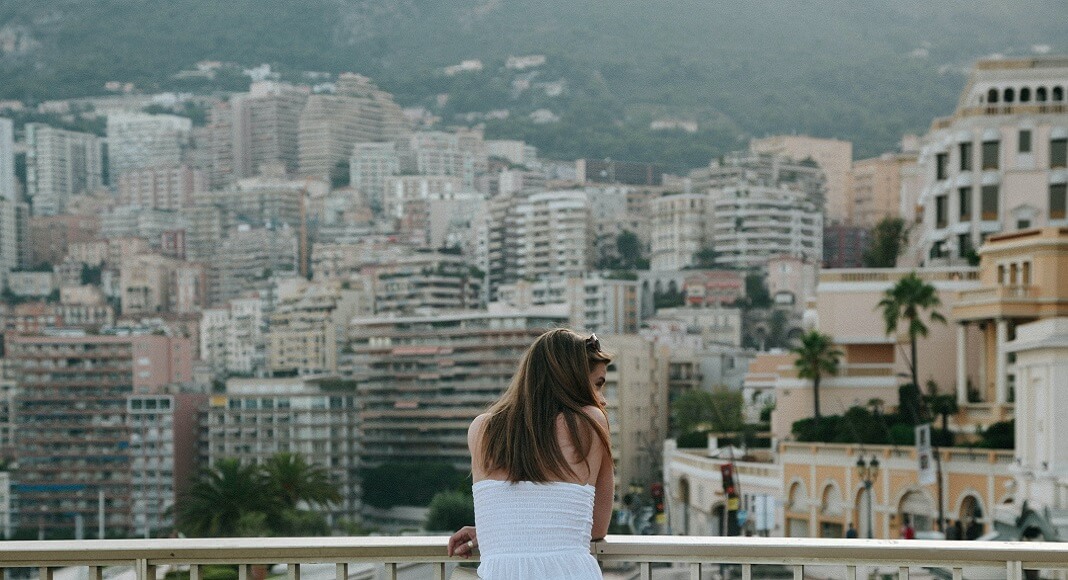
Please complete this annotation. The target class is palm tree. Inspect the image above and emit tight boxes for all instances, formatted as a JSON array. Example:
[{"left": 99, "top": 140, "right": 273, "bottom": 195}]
[
  {"left": 262, "top": 452, "right": 341, "bottom": 509},
  {"left": 792, "top": 330, "right": 842, "bottom": 420},
  {"left": 877, "top": 272, "right": 947, "bottom": 391},
  {"left": 177, "top": 458, "right": 278, "bottom": 537}
]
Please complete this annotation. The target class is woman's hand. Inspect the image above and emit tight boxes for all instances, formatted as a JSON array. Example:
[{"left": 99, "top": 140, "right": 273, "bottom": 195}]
[{"left": 447, "top": 525, "right": 478, "bottom": 558}]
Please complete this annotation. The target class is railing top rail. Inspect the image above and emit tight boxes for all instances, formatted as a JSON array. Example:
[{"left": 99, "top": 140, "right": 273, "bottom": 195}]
[{"left": 0, "top": 536, "right": 1065, "bottom": 568}]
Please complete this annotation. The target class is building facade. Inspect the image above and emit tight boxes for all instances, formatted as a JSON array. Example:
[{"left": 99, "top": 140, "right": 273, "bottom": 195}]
[
  {"left": 25, "top": 123, "right": 104, "bottom": 216},
  {"left": 911, "top": 57, "right": 1068, "bottom": 266},
  {"left": 106, "top": 113, "right": 192, "bottom": 182}
]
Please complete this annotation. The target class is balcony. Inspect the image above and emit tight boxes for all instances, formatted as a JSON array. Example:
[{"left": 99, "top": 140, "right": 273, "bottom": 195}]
[
  {"left": 954, "top": 285, "right": 1068, "bottom": 320},
  {"left": 0, "top": 536, "right": 1065, "bottom": 580}
]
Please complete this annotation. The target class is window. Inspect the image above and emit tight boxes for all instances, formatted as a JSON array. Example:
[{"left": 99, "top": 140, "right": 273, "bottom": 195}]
[
  {"left": 935, "top": 195, "right": 948, "bottom": 228},
  {"left": 1017, "top": 220, "right": 1031, "bottom": 229},
  {"left": 957, "top": 234, "right": 972, "bottom": 258},
  {"left": 1037, "top": 87, "right": 1048, "bottom": 102},
  {"left": 982, "top": 141, "right": 1000, "bottom": 170},
  {"left": 958, "top": 187, "right": 972, "bottom": 220},
  {"left": 1019, "top": 130, "right": 1032, "bottom": 154},
  {"left": 1051, "top": 183, "right": 1067, "bottom": 220},
  {"left": 981, "top": 185, "right": 999, "bottom": 220},
  {"left": 936, "top": 153, "right": 948, "bottom": 180},
  {"left": 1055, "top": 87, "right": 1065, "bottom": 102},
  {"left": 1052, "top": 139, "right": 1067, "bottom": 169},
  {"left": 1004, "top": 88, "right": 1015, "bottom": 103},
  {"left": 959, "top": 142, "right": 973, "bottom": 171},
  {"left": 988, "top": 88, "right": 999, "bottom": 104},
  {"left": 1020, "top": 87, "right": 1031, "bottom": 102}
]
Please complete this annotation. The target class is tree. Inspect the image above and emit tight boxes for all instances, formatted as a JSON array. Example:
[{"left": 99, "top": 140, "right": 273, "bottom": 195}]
[
  {"left": 177, "top": 459, "right": 279, "bottom": 537},
  {"left": 863, "top": 217, "right": 908, "bottom": 268},
  {"left": 877, "top": 272, "right": 946, "bottom": 392},
  {"left": 744, "top": 273, "right": 772, "bottom": 308},
  {"left": 361, "top": 462, "right": 467, "bottom": 509},
  {"left": 671, "top": 389, "right": 744, "bottom": 435},
  {"left": 262, "top": 452, "right": 341, "bottom": 509},
  {"left": 792, "top": 330, "right": 842, "bottom": 420},
  {"left": 176, "top": 454, "right": 341, "bottom": 538},
  {"left": 693, "top": 246, "right": 719, "bottom": 269},
  {"left": 615, "top": 230, "right": 648, "bottom": 270},
  {"left": 425, "top": 491, "right": 475, "bottom": 532}
]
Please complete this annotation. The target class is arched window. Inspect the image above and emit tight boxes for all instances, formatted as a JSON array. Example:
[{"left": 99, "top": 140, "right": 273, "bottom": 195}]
[
  {"left": 1004, "top": 88, "right": 1015, "bottom": 103},
  {"left": 987, "top": 88, "right": 999, "bottom": 104},
  {"left": 1036, "top": 87, "right": 1048, "bottom": 102},
  {"left": 1054, "top": 86, "right": 1065, "bottom": 102},
  {"left": 1020, "top": 87, "right": 1031, "bottom": 102},
  {"left": 821, "top": 484, "right": 844, "bottom": 516}
]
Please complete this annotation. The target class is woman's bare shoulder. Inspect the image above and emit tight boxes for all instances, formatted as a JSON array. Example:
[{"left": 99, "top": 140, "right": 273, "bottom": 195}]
[{"left": 581, "top": 405, "right": 608, "bottom": 428}]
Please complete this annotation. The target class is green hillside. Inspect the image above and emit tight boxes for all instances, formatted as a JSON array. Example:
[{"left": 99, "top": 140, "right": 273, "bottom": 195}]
[{"left": 0, "top": 0, "right": 1064, "bottom": 166}]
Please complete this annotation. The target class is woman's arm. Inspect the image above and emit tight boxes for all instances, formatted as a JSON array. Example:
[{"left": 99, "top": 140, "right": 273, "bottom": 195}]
[{"left": 584, "top": 406, "right": 614, "bottom": 540}]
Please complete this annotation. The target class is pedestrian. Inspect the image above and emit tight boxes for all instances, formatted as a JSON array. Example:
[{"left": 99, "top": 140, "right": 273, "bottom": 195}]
[
  {"left": 448, "top": 329, "right": 614, "bottom": 579},
  {"left": 946, "top": 519, "right": 961, "bottom": 540},
  {"left": 900, "top": 515, "right": 915, "bottom": 539},
  {"left": 846, "top": 523, "right": 858, "bottom": 539}
]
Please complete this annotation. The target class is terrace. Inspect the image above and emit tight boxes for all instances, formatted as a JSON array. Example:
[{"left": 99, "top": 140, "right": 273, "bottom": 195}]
[{"left": 1, "top": 536, "right": 1066, "bottom": 580}]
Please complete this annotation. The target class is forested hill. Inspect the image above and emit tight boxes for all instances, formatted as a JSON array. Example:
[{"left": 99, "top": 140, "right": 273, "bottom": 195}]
[{"left": 0, "top": 0, "right": 1064, "bottom": 166}]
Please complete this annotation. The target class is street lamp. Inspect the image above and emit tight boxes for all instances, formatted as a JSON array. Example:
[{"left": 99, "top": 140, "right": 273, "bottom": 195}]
[{"left": 856, "top": 455, "right": 880, "bottom": 539}]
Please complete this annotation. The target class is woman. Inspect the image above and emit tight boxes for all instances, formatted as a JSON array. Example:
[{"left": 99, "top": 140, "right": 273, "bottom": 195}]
[{"left": 447, "top": 329, "right": 614, "bottom": 579}]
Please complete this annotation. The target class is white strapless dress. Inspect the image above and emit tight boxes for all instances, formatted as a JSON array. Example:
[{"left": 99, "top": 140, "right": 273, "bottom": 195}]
[{"left": 472, "top": 479, "right": 602, "bottom": 579}]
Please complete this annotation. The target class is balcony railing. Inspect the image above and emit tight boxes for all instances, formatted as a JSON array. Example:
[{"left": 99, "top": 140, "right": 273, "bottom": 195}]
[{"left": 1, "top": 536, "right": 1066, "bottom": 580}]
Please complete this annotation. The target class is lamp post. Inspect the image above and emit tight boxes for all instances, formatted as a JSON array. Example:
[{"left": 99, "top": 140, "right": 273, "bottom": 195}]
[{"left": 856, "top": 455, "right": 880, "bottom": 539}]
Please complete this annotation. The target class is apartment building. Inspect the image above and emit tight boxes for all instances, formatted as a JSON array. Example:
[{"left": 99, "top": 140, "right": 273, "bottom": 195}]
[
  {"left": 598, "top": 334, "right": 670, "bottom": 491},
  {"left": 297, "top": 74, "right": 408, "bottom": 180},
  {"left": 115, "top": 165, "right": 205, "bottom": 210},
  {"left": 100, "top": 206, "right": 189, "bottom": 249},
  {"left": 650, "top": 194, "right": 714, "bottom": 271},
  {"left": 750, "top": 135, "right": 852, "bottom": 225},
  {"left": 24, "top": 123, "right": 104, "bottom": 216},
  {"left": 200, "top": 296, "right": 267, "bottom": 378},
  {"left": 350, "top": 142, "right": 400, "bottom": 213},
  {"left": 849, "top": 151, "right": 916, "bottom": 228},
  {"left": 486, "top": 190, "right": 594, "bottom": 300},
  {"left": 27, "top": 215, "right": 100, "bottom": 268},
  {"left": 9, "top": 331, "right": 193, "bottom": 536},
  {"left": 911, "top": 57, "right": 1068, "bottom": 266},
  {"left": 496, "top": 274, "right": 640, "bottom": 334},
  {"left": 710, "top": 184, "right": 823, "bottom": 269},
  {"left": 267, "top": 280, "right": 365, "bottom": 376},
  {"left": 127, "top": 393, "right": 206, "bottom": 538},
  {"left": 214, "top": 225, "right": 299, "bottom": 305},
  {"left": 0, "top": 118, "right": 14, "bottom": 203},
  {"left": 106, "top": 113, "right": 192, "bottom": 181},
  {"left": 203, "top": 376, "right": 361, "bottom": 525},
  {"left": 368, "top": 250, "right": 481, "bottom": 315},
  {"left": 347, "top": 306, "right": 569, "bottom": 469}
]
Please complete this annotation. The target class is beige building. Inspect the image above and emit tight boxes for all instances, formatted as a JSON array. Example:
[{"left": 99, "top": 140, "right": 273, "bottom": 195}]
[
  {"left": 760, "top": 268, "right": 981, "bottom": 436},
  {"left": 952, "top": 227, "right": 1068, "bottom": 426},
  {"left": 650, "top": 193, "right": 713, "bottom": 271},
  {"left": 910, "top": 56, "right": 1068, "bottom": 267},
  {"left": 267, "top": 279, "right": 365, "bottom": 376},
  {"left": 664, "top": 441, "right": 1012, "bottom": 539},
  {"left": 119, "top": 254, "right": 206, "bottom": 315},
  {"left": 849, "top": 152, "right": 916, "bottom": 228},
  {"left": 116, "top": 165, "right": 205, "bottom": 210},
  {"left": 346, "top": 306, "right": 569, "bottom": 469},
  {"left": 751, "top": 135, "right": 853, "bottom": 226},
  {"left": 599, "top": 334, "right": 670, "bottom": 492},
  {"left": 368, "top": 249, "right": 480, "bottom": 315}
]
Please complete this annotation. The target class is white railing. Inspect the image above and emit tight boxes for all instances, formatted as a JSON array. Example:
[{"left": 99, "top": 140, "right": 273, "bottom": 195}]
[{"left": 0, "top": 536, "right": 1066, "bottom": 580}]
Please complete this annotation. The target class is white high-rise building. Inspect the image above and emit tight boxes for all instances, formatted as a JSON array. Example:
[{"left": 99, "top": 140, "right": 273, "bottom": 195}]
[
  {"left": 909, "top": 56, "right": 1068, "bottom": 265},
  {"left": 0, "top": 118, "right": 15, "bottom": 202},
  {"left": 650, "top": 193, "right": 714, "bottom": 271},
  {"left": 710, "top": 184, "right": 823, "bottom": 269},
  {"left": 486, "top": 190, "right": 594, "bottom": 299},
  {"left": 25, "top": 123, "right": 104, "bottom": 215},
  {"left": 350, "top": 142, "right": 400, "bottom": 212},
  {"left": 106, "top": 113, "right": 192, "bottom": 182}
]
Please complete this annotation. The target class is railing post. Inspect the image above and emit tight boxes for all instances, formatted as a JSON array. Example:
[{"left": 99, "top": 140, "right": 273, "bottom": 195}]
[
  {"left": 335, "top": 563, "right": 347, "bottom": 580},
  {"left": 689, "top": 563, "right": 702, "bottom": 580},
  {"left": 640, "top": 561, "right": 652, "bottom": 580},
  {"left": 190, "top": 564, "right": 202, "bottom": 580},
  {"left": 39, "top": 568, "right": 53, "bottom": 580},
  {"left": 88, "top": 567, "right": 103, "bottom": 580},
  {"left": 383, "top": 563, "right": 397, "bottom": 580},
  {"left": 286, "top": 563, "right": 299, "bottom": 580},
  {"left": 432, "top": 562, "right": 446, "bottom": 580},
  {"left": 237, "top": 564, "right": 249, "bottom": 580}
]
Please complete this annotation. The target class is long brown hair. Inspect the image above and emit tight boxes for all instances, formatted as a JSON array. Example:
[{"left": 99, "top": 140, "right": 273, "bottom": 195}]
[{"left": 480, "top": 328, "right": 613, "bottom": 482}]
